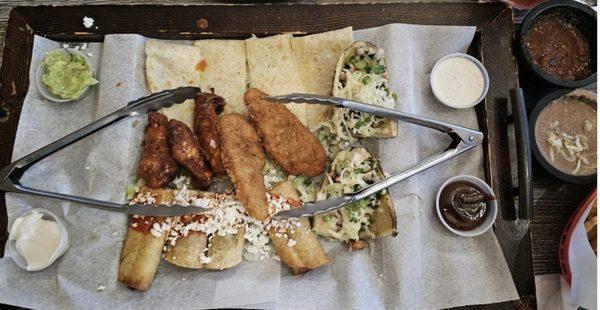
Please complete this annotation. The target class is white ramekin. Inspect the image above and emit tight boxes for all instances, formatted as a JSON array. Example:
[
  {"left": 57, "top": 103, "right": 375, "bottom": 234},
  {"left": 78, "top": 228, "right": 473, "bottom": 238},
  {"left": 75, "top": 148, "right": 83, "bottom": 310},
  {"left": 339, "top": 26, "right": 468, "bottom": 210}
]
[
  {"left": 430, "top": 53, "right": 490, "bottom": 109},
  {"left": 436, "top": 175, "right": 497, "bottom": 237}
]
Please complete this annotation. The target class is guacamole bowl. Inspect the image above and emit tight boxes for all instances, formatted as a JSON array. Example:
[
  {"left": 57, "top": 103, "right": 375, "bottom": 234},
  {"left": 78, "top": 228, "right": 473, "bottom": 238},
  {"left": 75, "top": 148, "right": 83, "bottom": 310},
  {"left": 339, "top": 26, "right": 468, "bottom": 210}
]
[{"left": 36, "top": 48, "right": 98, "bottom": 103}]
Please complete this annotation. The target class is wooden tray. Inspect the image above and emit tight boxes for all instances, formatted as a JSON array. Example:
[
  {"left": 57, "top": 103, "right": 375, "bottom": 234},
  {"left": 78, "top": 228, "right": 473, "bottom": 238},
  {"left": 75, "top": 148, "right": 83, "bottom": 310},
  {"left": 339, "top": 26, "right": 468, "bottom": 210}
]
[{"left": 0, "top": 3, "right": 534, "bottom": 308}]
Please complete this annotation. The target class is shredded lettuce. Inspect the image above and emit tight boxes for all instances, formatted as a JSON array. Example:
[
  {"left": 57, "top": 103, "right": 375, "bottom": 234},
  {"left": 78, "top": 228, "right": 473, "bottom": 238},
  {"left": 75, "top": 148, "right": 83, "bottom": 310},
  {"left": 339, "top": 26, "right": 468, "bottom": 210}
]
[
  {"left": 263, "top": 158, "right": 287, "bottom": 189},
  {"left": 314, "top": 148, "right": 383, "bottom": 241},
  {"left": 333, "top": 45, "right": 396, "bottom": 138}
]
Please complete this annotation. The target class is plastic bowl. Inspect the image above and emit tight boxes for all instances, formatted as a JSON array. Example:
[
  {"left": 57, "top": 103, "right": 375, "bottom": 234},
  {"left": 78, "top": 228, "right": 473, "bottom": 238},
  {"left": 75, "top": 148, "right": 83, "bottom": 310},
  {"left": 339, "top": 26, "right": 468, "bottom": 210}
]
[
  {"left": 430, "top": 53, "right": 490, "bottom": 109},
  {"left": 435, "top": 175, "right": 498, "bottom": 237},
  {"left": 6, "top": 208, "right": 70, "bottom": 271},
  {"left": 36, "top": 48, "right": 94, "bottom": 103}
]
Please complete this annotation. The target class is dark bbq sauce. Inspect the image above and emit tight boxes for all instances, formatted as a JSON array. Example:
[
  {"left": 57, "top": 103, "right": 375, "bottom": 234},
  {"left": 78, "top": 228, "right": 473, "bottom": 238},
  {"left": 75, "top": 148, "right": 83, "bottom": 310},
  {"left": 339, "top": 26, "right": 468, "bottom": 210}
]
[
  {"left": 525, "top": 13, "right": 592, "bottom": 81},
  {"left": 439, "top": 181, "right": 494, "bottom": 231}
]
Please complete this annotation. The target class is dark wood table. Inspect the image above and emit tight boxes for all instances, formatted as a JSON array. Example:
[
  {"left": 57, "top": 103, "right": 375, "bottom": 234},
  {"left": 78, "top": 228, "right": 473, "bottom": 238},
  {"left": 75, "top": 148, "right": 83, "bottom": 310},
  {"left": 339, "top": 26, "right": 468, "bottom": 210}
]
[{"left": 0, "top": 2, "right": 594, "bottom": 309}]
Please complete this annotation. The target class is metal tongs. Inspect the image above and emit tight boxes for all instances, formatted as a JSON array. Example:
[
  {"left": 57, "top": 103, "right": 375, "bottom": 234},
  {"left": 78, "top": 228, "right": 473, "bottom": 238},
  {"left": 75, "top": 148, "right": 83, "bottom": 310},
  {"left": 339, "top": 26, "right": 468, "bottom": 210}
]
[
  {"left": 0, "top": 87, "right": 209, "bottom": 217},
  {"left": 269, "top": 94, "right": 484, "bottom": 220}
]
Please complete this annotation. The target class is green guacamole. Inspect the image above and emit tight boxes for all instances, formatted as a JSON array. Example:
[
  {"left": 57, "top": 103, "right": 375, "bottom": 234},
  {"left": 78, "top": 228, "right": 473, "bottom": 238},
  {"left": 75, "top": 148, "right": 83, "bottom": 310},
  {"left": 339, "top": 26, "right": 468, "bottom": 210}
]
[{"left": 41, "top": 50, "right": 98, "bottom": 100}]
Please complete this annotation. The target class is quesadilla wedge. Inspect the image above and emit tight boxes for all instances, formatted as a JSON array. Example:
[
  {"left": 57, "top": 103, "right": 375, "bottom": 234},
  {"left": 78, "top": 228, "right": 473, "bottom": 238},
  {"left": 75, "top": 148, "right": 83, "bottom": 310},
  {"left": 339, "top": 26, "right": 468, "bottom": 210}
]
[
  {"left": 313, "top": 147, "right": 397, "bottom": 243},
  {"left": 291, "top": 27, "right": 354, "bottom": 130},
  {"left": 145, "top": 40, "right": 204, "bottom": 128},
  {"left": 245, "top": 34, "right": 308, "bottom": 126},
  {"left": 332, "top": 41, "right": 398, "bottom": 141},
  {"left": 268, "top": 179, "right": 331, "bottom": 274}
]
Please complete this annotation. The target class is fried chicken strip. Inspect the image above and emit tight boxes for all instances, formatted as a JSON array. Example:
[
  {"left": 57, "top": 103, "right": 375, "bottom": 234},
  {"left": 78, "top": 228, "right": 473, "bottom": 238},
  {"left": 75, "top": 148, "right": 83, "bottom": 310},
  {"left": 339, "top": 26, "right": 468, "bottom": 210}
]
[
  {"left": 217, "top": 113, "right": 270, "bottom": 220},
  {"left": 244, "top": 88, "right": 326, "bottom": 177},
  {"left": 168, "top": 119, "right": 213, "bottom": 188},
  {"left": 137, "top": 112, "right": 178, "bottom": 189},
  {"left": 194, "top": 92, "right": 227, "bottom": 174}
]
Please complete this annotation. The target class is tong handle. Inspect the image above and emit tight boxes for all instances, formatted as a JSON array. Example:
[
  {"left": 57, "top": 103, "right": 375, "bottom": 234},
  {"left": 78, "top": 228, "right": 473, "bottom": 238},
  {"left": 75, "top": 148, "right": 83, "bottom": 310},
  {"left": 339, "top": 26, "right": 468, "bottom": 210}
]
[
  {"left": 0, "top": 108, "right": 130, "bottom": 183},
  {"left": 340, "top": 99, "right": 483, "bottom": 146},
  {"left": 354, "top": 148, "right": 460, "bottom": 201},
  {"left": 0, "top": 87, "right": 202, "bottom": 216},
  {"left": 0, "top": 87, "right": 200, "bottom": 186}
]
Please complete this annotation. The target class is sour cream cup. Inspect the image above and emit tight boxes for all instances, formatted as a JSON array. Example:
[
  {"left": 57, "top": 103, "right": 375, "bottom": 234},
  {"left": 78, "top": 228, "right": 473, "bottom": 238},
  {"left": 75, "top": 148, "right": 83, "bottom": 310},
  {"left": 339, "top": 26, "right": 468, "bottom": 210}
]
[
  {"left": 36, "top": 48, "right": 94, "bottom": 103},
  {"left": 6, "top": 208, "right": 70, "bottom": 271},
  {"left": 436, "top": 175, "right": 497, "bottom": 237},
  {"left": 430, "top": 53, "right": 489, "bottom": 109}
]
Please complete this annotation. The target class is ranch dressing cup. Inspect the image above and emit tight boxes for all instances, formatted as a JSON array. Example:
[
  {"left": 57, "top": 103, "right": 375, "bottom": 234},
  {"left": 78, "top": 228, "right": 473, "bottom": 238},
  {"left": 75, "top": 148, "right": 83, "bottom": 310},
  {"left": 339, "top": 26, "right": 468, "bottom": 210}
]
[
  {"left": 430, "top": 53, "right": 489, "bottom": 109},
  {"left": 6, "top": 208, "right": 69, "bottom": 271}
]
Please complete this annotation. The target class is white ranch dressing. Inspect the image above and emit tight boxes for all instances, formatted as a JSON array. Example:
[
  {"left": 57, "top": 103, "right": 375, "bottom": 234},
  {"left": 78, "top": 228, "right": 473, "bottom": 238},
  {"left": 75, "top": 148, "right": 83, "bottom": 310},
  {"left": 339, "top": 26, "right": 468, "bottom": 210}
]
[
  {"left": 431, "top": 57, "right": 485, "bottom": 108},
  {"left": 9, "top": 211, "right": 61, "bottom": 270}
]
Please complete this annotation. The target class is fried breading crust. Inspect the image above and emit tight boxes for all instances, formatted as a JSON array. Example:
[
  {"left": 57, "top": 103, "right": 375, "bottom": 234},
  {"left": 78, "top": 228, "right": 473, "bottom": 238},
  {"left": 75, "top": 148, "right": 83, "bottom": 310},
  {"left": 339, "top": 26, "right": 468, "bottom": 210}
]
[
  {"left": 244, "top": 88, "right": 326, "bottom": 177},
  {"left": 168, "top": 119, "right": 213, "bottom": 188},
  {"left": 217, "top": 113, "right": 270, "bottom": 220},
  {"left": 137, "top": 112, "right": 178, "bottom": 189},
  {"left": 194, "top": 93, "right": 227, "bottom": 174}
]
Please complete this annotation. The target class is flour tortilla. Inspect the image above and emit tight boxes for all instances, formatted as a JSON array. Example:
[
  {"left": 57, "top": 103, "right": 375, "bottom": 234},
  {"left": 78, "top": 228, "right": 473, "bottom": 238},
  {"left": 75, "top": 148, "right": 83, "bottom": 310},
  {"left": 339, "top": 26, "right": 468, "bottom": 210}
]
[
  {"left": 145, "top": 39, "right": 204, "bottom": 127},
  {"left": 245, "top": 34, "right": 307, "bottom": 125},
  {"left": 192, "top": 39, "right": 248, "bottom": 116},
  {"left": 291, "top": 27, "right": 353, "bottom": 130}
]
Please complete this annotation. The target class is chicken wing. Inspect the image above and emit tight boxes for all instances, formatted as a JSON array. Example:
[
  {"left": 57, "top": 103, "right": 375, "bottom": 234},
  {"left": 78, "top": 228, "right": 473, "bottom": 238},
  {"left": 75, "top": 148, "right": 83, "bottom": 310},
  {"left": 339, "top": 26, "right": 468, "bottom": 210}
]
[
  {"left": 244, "top": 88, "right": 326, "bottom": 177},
  {"left": 194, "top": 92, "right": 226, "bottom": 174},
  {"left": 168, "top": 119, "right": 213, "bottom": 188},
  {"left": 137, "top": 112, "right": 178, "bottom": 189},
  {"left": 217, "top": 113, "right": 270, "bottom": 220}
]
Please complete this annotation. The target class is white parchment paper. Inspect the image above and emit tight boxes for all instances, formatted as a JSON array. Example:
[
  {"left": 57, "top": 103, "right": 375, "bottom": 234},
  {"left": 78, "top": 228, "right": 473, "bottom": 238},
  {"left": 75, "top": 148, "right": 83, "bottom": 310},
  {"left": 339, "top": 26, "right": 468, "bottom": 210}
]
[{"left": 0, "top": 24, "right": 519, "bottom": 309}]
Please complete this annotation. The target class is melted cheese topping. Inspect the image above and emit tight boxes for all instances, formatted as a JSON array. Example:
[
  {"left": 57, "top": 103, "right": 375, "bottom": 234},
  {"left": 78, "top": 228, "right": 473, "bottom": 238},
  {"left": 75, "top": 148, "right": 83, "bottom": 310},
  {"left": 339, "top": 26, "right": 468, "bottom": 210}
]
[{"left": 315, "top": 148, "right": 382, "bottom": 241}]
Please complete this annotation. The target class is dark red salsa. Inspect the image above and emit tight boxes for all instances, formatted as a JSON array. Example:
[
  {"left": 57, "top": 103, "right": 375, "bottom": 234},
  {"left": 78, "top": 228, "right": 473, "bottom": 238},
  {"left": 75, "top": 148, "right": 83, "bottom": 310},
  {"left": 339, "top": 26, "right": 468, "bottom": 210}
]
[{"left": 525, "top": 13, "right": 592, "bottom": 81}]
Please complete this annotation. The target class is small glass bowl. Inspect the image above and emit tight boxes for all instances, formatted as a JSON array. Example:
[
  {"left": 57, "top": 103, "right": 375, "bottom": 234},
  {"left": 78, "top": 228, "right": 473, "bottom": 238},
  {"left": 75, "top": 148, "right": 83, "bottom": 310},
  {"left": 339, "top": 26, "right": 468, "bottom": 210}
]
[
  {"left": 36, "top": 48, "right": 95, "bottom": 103},
  {"left": 6, "top": 208, "right": 70, "bottom": 271}
]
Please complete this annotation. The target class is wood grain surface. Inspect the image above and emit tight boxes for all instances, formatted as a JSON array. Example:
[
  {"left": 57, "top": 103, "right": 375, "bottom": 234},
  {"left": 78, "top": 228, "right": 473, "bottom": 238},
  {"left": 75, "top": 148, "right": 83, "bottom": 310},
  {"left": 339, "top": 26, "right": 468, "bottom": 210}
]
[{"left": 0, "top": 0, "right": 431, "bottom": 63}]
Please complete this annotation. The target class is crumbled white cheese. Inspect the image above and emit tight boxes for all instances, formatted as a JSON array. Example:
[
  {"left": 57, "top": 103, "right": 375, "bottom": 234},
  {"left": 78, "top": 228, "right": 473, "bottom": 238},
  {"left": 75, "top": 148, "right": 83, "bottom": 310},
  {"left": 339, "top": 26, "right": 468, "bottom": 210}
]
[
  {"left": 209, "top": 139, "right": 217, "bottom": 148},
  {"left": 287, "top": 239, "right": 297, "bottom": 247},
  {"left": 83, "top": 16, "right": 94, "bottom": 29},
  {"left": 150, "top": 219, "right": 171, "bottom": 238},
  {"left": 262, "top": 159, "right": 287, "bottom": 189},
  {"left": 199, "top": 248, "right": 212, "bottom": 264},
  {"left": 129, "top": 191, "right": 156, "bottom": 205},
  {"left": 171, "top": 175, "right": 191, "bottom": 190},
  {"left": 191, "top": 197, "right": 211, "bottom": 208},
  {"left": 96, "top": 285, "right": 105, "bottom": 291}
]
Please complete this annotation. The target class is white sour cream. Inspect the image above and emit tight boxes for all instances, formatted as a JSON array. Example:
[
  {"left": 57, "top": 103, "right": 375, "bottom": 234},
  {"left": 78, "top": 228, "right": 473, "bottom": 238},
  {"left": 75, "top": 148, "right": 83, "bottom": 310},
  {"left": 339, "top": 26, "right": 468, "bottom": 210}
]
[
  {"left": 9, "top": 211, "right": 61, "bottom": 270},
  {"left": 431, "top": 56, "right": 487, "bottom": 108}
]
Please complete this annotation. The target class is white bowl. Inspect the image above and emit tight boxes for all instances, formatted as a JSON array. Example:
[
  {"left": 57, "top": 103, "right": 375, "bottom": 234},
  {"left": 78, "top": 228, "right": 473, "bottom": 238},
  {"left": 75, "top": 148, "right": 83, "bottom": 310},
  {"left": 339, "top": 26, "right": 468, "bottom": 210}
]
[
  {"left": 430, "top": 53, "right": 490, "bottom": 109},
  {"left": 435, "top": 175, "right": 497, "bottom": 237},
  {"left": 6, "top": 208, "right": 70, "bottom": 271},
  {"left": 36, "top": 48, "right": 94, "bottom": 103}
]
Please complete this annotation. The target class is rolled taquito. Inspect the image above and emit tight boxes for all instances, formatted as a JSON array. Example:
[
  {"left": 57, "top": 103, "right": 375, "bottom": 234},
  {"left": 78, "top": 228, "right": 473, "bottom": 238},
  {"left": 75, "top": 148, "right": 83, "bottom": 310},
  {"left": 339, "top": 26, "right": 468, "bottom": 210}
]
[
  {"left": 118, "top": 186, "right": 173, "bottom": 291},
  {"left": 268, "top": 180, "right": 331, "bottom": 274}
]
